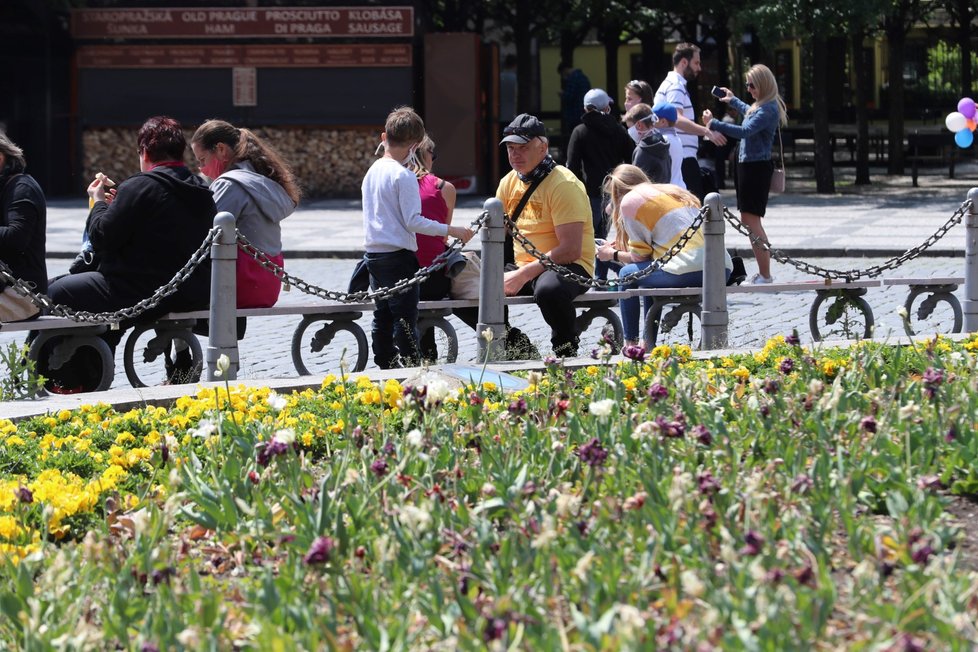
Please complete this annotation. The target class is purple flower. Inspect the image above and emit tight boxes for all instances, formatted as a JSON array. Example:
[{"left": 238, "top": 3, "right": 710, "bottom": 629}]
[
  {"left": 885, "top": 633, "right": 926, "bottom": 652},
  {"left": 762, "top": 379, "right": 779, "bottom": 395},
  {"left": 483, "top": 617, "right": 508, "bottom": 642},
  {"left": 15, "top": 485, "right": 32, "bottom": 504},
  {"left": 740, "top": 530, "right": 765, "bottom": 556},
  {"left": 647, "top": 382, "right": 668, "bottom": 402},
  {"left": 303, "top": 536, "right": 336, "bottom": 565},
  {"left": 922, "top": 367, "right": 944, "bottom": 399},
  {"left": 575, "top": 437, "right": 608, "bottom": 468},
  {"left": 785, "top": 331, "right": 800, "bottom": 346},
  {"left": 910, "top": 543, "right": 934, "bottom": 565},
  {"left": 622, "top": 345, "right": 646, "bottom": 362},
  {"left": 150, "top": 567, "right": 175, "bottom": 586},
  {"left": 765, "top": 568, "right": 785, "bottom": 584},
  {"left": 697, "top": 471, "right": 721, "bottom": 494},
  {"left": 507, "top": 398, "right": 527, "bottom": 416},
  {"left": 792, "top": 564, "right": 815, "bottom": 587},
  {"left": 141, "top": 644, "right": 161, "bottom": 652},
  {"left": 654, "top": 415, "right": 686, "bottom": 439},
  {"left": 779, "top": 358, "right": 794, "bottom": 374},
  {"left": 370, "top": 458, "right": 389, "bottom": 477},
  {"left": 590, "top": 348, "right": 601, "bottom": 360},
  {"left": 790, "top": 474, "right": 813, "bottom": 494},
  {"left": 159, "top": 441, "right": 169, "bottom": 466},
  {"left": 691, "top": 424, "right": 713, "bottom": 446},
  {"left": 256, "top": 439, "right": 289, "bottom": 468},
  {"left": 946, "top": 425, "right": 957, "bottom": 442},
  {"left": 860, "top": 416, "right": 877, "bottom": 433}
]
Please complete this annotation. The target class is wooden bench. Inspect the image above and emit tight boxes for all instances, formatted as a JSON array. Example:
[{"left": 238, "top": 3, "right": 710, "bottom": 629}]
[{"left": 907, "top": 131, "right": 956, "bottom": 187}]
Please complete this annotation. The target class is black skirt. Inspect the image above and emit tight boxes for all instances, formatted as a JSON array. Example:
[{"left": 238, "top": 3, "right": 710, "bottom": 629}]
[{"left": 736, "top": 159, "right": 775, "bottom": 217}]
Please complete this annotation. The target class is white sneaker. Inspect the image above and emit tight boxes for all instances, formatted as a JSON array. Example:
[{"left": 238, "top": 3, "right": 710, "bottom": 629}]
[{"left": 750, "top": 273, "right": 774, "bottom": 285}]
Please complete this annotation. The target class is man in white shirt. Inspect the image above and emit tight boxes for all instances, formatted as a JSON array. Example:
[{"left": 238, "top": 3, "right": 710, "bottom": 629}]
[{"left": 654, "top": 42, "right": 726, "bottom": 201}]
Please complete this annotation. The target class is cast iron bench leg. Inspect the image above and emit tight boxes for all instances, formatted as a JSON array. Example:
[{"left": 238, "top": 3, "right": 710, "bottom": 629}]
[{"left": 291, "top": 312, "right": 368, "bottom": 375}]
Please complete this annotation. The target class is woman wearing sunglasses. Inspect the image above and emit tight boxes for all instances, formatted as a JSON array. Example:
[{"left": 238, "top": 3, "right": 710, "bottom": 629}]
[{"left": 701, "top": 63, "right": 787, "bottom": 284}]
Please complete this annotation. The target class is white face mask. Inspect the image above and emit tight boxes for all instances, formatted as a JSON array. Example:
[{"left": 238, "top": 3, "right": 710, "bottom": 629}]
[
  {"left": 401, "top": 145, "right": 418, "bottom": 166},
  {"left": 627, "top": 125, "right": 641, "bottom": 144}
]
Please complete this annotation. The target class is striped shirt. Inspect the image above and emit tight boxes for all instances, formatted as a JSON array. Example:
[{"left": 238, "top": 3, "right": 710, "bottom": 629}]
[{"left": 654, "top": 71, "right": 699, "bottom": 159}]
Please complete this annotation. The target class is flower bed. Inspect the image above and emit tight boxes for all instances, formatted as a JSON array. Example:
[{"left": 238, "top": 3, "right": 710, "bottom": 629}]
[{"left": 2, "top": 335, "right": 978, "bottom": 648}]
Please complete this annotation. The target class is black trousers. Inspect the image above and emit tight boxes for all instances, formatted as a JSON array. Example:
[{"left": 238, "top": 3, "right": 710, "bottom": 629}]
[
  {"left": 515, "top": 263, "right": 589, "bottom": 356},
  {"left": 681, "top": 156, "right": 705, "bottom": 202}
]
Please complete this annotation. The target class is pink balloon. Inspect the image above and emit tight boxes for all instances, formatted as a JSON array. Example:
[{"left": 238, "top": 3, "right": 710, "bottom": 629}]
[{"left": 959, "top": 97, "right": 977, "bottom": 120}]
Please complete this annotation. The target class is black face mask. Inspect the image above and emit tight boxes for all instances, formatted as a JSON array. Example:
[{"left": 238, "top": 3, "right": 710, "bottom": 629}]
[{"left": 517, "top": 154, "right": 556, "bottom": 184}]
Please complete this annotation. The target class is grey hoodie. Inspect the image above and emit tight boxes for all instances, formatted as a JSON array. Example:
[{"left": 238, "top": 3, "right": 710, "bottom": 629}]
[
  {"left": 211, "top": 161, "right": 296, "bottom": 254},
  {"left": 632, "top": 131, "right": 672, "bottom": 185}
]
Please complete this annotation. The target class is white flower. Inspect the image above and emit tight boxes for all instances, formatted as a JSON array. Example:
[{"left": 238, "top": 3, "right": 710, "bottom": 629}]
[
  {"left": 425, "top": 379, "right": 452, "bottom": 405},
  {"left": 681, "top": 569, "right": 706, "bottom": 598},
  {"left": 398, "top": 504, "right": 432, "bottom": 535},
  {"left": 555, "top": 492, "right": 581, "bottom": 519},
  {"left": 481, "top": 327, "right": 494, "bottom": 343},
  {"left": 897, "top": 305, "right": 910, "bottom": 320},
  {"left": 615, "top": 604, "right": 646, "bottom": 638},
  {"left": 572, "top": 550, "right": 595, "bottom": 580},
  {"left": 899, "top": 401, "right": 919, "bottom": 419},
  {"left": 272, "top": 428, "right": 296, "bottom": 445},
  {"left": 266, "top": 391, "right": 287, "bottom": 413},
  {"left": 531, "top": 514, "right": 558, "bottom": 549},
  {"left": 189, "top": 418, "right": 218, "bottom": 439},
  {"left": 405, "top": 428, "right": 424, "bottom": 447},
  {"left": 589, "top": 398, "right": 616, "bottom": 418},
  {"left": 631, "top": 421, "right": 656, "bottom": 440},
  {"left": 527, "top": 371, "right": 543, "bottom": 386},
  {"left": 214, "top": 354, "right": 230, "bottom": 377},
  {"left": 176, "top": 627, "right": 201, "bottom": 647}
]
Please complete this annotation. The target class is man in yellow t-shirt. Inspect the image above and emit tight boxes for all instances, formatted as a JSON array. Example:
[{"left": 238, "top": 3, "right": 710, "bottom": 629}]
[{"left": 496, "top": 113, "right": 594, "bottom": 357}]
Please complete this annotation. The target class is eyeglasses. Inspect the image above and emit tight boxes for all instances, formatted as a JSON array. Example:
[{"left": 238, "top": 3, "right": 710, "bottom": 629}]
[
  {"left": 746, "top": 81, "right": 756, "bottom": 90},
  {"left": 503, "top": 126, "right": 538, "bottom": 140}
]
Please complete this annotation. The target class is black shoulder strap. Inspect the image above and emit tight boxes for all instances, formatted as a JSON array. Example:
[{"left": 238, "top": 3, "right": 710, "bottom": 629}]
[
  {"left": 511, "top": 176, "right": 544, "bottom": 222},
  {"left": 504, "top": 174, "right": 546, "bottom": 267}
]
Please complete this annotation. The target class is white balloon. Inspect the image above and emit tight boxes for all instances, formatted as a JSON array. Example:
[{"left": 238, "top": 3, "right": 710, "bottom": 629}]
[{"left": 945, "top": 111, "right": 968, "bottom": 132}]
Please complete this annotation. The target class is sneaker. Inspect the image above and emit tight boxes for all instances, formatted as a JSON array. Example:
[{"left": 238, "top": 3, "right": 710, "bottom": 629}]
[{"left": 750, "top": 273, "right": 774, "bottom": 285}]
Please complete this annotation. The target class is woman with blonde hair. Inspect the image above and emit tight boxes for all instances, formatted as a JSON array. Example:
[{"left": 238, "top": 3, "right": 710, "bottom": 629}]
[
  {"left": 702, "top": 63, "right": 787, "bottom": 284},
  {"left": 191, "top": 119, "right": 300, "bottom": 308},
  {"left": 596, "top": 164, "right": 732, "bottom": 349}
]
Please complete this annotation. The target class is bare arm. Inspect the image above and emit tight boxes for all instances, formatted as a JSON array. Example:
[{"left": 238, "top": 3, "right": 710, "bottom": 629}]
[{"left": 675, "top": 114, "right": 727, "bottom": 146}]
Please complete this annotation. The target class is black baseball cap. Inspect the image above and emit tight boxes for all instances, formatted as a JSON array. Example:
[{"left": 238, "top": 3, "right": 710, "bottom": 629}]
[{"left": 500, "top": 113, "right": 547, "bottom": 145}]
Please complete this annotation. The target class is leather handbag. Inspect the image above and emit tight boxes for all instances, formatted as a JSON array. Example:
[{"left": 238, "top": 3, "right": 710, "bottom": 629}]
[{"left": 770, "top": 129, "right": 785, "bottom": 194}]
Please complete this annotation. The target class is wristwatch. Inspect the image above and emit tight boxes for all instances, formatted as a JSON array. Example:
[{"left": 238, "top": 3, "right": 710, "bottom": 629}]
[{"left": 613, "top": 250, "right": 619, "bottom": 262}]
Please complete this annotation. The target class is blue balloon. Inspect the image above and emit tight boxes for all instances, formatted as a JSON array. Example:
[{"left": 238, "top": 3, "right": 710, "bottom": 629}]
[{"left": 955, "top": 129, "right": 974, "bottom": 148}]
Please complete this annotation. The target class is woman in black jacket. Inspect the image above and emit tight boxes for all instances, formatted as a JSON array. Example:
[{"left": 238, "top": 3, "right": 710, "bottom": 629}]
[
  {"left": 0, "top": 132, "right": 47, "bottom": 321},
  {"left": 49, "top": 116, "right": 216, "bottom": 322},
  {"left": 42, "top": 116, "right": 216, "bottom": 391}
]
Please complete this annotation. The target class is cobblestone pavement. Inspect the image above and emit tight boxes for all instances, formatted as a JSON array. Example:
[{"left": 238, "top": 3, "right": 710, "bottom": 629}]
[{"left": 2, "top": 255, "right": 964, "bottom": 391}]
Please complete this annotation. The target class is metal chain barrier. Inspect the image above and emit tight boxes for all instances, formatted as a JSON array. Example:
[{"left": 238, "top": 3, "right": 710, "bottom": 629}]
[
  {"left": 504, "top": 205, "right": 708, "bottom": 289},
  {"left": 0, "top": 227, "right": 221, "bottom": 324},
  {"left": 722, "top": 198, "right": 973, "bottom": 281},
  {"left": 236, "top": 210, "right": 490, "bottom": 303}
]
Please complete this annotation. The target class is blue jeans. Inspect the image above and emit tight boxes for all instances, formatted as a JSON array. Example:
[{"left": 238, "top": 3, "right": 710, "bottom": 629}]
[
  {"left": 617, "top": 262, "right": 728, "bottom": 341},
  {"left": 365, "top": 250, "right": 420, "bottom": 368}
]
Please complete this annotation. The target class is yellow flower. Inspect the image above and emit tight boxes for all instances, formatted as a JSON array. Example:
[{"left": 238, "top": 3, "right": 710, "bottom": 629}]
[
  {"left": 58, "top": 410, "right": 72, "bottom": 422},
  {"left": 4, "top": 435, "right": 25, "bottom": 447},
  {"left": 115, "top": 432, "right": 136, "bottom": 446},
  {"left": 329, "top": 420, "right": 345, "bottom": 434},
  {"left": 732, "top": 367, "right": 750, "bottom": 381},
  {"left": 0, "top": 515, "right": 22, "bottom": 541}
]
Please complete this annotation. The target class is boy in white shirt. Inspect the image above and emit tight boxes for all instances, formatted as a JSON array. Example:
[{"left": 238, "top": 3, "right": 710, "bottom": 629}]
[{"left": 362, "top": 106, "right": 473, "bottom": 368}]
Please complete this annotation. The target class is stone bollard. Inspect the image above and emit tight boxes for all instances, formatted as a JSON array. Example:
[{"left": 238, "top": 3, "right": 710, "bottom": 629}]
[
  {"left": 701, "top": 192, "right": 729, "bottom": 349},
  {"left": 206, "top": 211, "right": 239, "bottom": 381},
  {"left": 965, "top": 188, "right": 978, "bottom": 334},
  {"left": 478, "top": 198, "right": 507, "bottom": 361}
]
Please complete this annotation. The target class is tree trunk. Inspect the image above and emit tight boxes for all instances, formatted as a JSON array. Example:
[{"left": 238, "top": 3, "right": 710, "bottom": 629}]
[
  {"left": 886, "top": 25, "right": 906, "bottom": 175},
  {"left": 958, "top": 0, "right": 974, "bottom": 96},
  {"left": 639, "top": 32, "right": 665, "bottom": 83},
  {"left": 851, "top": 32, "right": 871, "bottom": 185},
  {"left": 811, "top": 34, "right": 836, "bottom": 194},
  {"left": 513, "top": 16, "right": 534, "bottom": 114},
  {"left": 604, "top": 39, "right": 620, "bottom": 98}
]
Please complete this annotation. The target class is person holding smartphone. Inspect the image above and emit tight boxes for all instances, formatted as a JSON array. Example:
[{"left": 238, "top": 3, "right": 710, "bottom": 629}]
[{"left": 702, "top": 64, "right": 787, "bottom": 284}]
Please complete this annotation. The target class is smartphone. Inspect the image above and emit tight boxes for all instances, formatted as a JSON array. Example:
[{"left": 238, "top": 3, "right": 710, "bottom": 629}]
[
  {"left": 711, "top": 86, "right": 725, "bottom": 99},
  {"left": 595, "top": 238, "right": 606, "bottom": 246}
]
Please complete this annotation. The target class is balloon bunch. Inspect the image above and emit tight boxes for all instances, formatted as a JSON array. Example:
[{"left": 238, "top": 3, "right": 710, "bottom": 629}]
[{"left": 945, "top": 97, "right": 976, "bottom": 148}]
